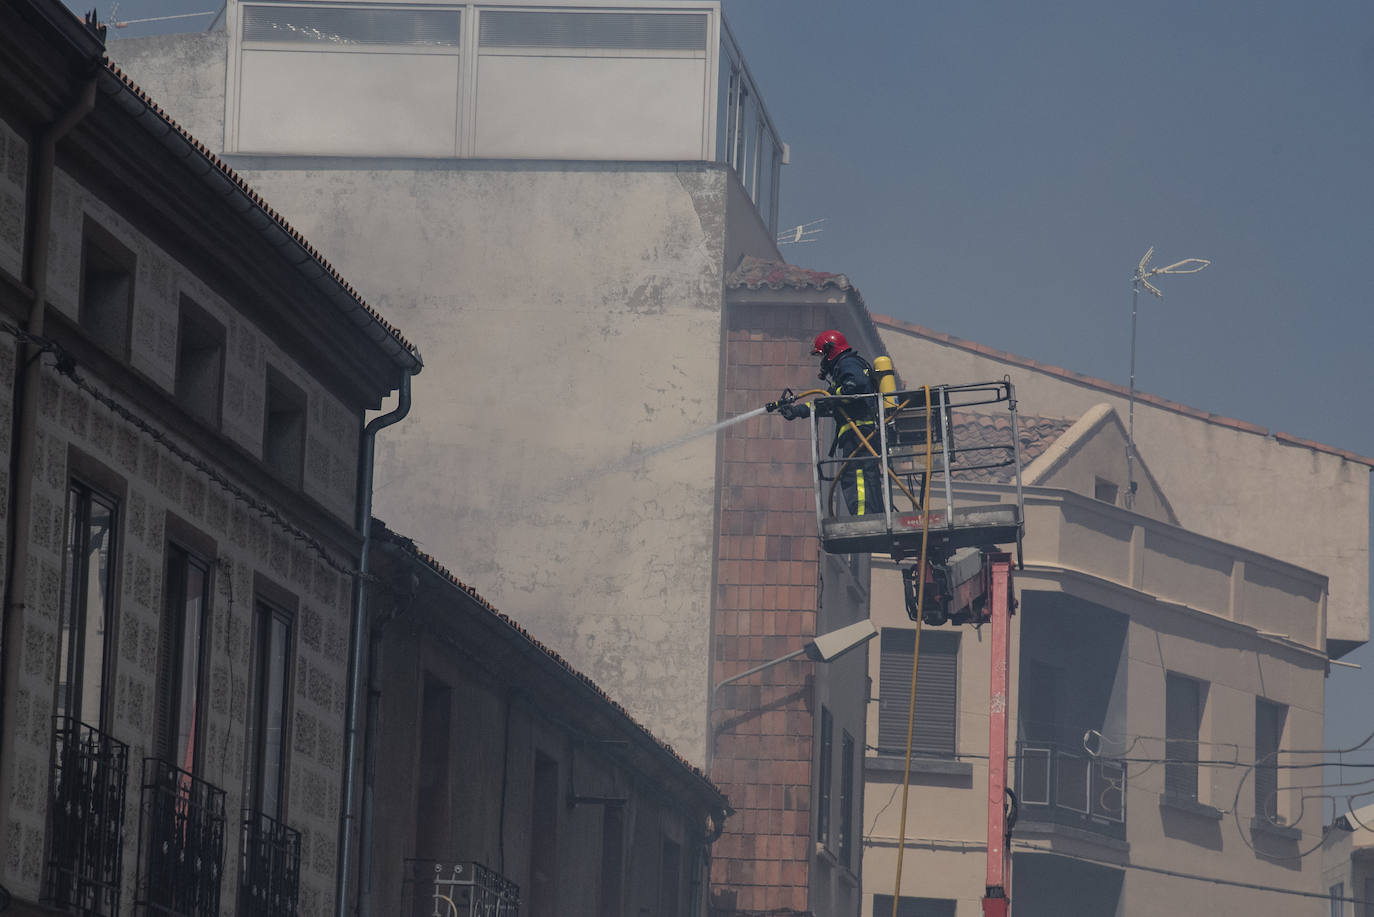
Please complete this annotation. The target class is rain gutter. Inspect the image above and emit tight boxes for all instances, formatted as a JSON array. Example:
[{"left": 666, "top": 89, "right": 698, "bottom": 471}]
[{"left": 336, "top": 373, "right": 413, "bottom": 917}]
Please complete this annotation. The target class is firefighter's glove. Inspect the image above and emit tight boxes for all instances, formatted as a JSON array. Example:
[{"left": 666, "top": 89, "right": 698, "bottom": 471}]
[{"left": 779, "top": 403, "right": 810, "bottom": 421}]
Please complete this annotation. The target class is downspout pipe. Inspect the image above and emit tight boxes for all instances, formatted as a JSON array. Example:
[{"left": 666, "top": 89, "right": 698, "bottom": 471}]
[
  {"left": 336, "top": 372, "right": 413, "bottom": 917},
  {"left": 0, "top": 75, "right": 98, "bottom": 765}
]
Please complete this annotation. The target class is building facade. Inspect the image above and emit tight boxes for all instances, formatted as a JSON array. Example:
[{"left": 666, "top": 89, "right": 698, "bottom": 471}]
[
  {"left": 859, "top": 315, "right": 1369, "bottom": 916},
  {"left": 0, "top": 3, "right": 421, "bottom": 916},
  {"left": 362, "top": 524, "right": 730, "bottom": 917}
]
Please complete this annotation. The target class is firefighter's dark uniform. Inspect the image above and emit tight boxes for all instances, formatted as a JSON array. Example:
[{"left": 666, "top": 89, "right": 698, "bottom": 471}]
[{"left": 784, "top": 351, "right": 884, "bottom": 516}]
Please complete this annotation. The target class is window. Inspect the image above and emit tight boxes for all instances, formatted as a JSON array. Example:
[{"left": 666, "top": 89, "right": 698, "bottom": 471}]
[
  {"left": 838, "top": 732, "right": 855, "bottom": 869},
  {"left": 1165, "top": 673, "right": 1204, "bottom": 801},
  {"left": 1094, "top": 477, "right": 1119, "bottom": 505},
  {"left": 157, "top": 544, "right": 212, "bottom": 775},
  {"left": 1255, "top": 698, "right": 1286, "bottom": 823},
  {"left": 1331, "top": 883, "right": 1345, "bottom": 917},
  {"left": 529, "top": 752, "right": 559, "bottom": 916},
  {"left": 413, "top": 678, "right": 451, "bottom": 857},
  {"left": 56, "top": 482, "right": 119, "bottom": 731},
  {"left": 263, "top": 368, "right": 306, "bottom": 486},
  {"left": 658, "top": 838, "right": 681, "bottom": 917},
  {"left": 251, "top": 600, "right": 292, "bottom": 820},
  {"left": 598, "top": 807, "right": 624, "bottom": 917},
  {"left": 79, "top": 218, "right": 134, "bottom": 358},
  {"left": 878, "top": 629, "right": 959, "bottom": 758},
  {"left": 871, "top": 895, "right": 956, "bottom": 917},
  {"left": 816, "top": 706, "right": 833, "bottom": 846},
  {"left": 176, "top": 297, "right": 226, "bottom": 427}
]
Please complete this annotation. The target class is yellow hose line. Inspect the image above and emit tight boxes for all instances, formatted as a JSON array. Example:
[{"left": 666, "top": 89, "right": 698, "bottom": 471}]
[{"left": 891, "top": 386, "right": 935, "bottom": 917}]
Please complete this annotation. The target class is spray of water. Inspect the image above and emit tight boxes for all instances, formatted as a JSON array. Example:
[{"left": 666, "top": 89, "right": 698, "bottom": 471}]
[{"left": 559, "top": 405, "right": 772, "bottom": 492}]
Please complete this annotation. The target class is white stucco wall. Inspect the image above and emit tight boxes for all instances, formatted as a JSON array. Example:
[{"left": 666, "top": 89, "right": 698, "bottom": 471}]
[{"left": 215, "top": 162, "right": 732, "bottom": 763}]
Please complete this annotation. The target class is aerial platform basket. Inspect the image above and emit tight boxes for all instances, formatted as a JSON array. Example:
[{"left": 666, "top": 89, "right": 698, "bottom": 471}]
[{"left": 807, "top": 380, "right": 1026, "bottom": 562}]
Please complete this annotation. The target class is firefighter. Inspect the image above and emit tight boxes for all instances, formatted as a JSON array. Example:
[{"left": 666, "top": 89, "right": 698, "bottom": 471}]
[{"left": 776, "top": 330, "right": 885, "bottom": 516}]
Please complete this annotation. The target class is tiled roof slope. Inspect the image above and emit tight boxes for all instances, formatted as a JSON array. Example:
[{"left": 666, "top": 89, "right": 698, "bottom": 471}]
[
  {"left": 99, "top": 58, "right": 422, "bottom": 372},
  {"left": 371, "top": 521, "right": 728, "bottom": 811},
  {"left": 951, "top": 412, "right": 1074, "bottom": 483},
  {"left": 725, "top": 255, "right": 895, "bottom": 382},
  {"left": 875, "top": 313, "right": 1373, "bottom": 467},
  {"left": 726, "top": 254, "right": 855, "bottom": 292}
]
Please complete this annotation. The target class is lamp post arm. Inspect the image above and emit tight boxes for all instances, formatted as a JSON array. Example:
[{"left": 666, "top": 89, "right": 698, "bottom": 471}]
[{"left": 712, "top": 646, "right": 809, "bottom": 702}]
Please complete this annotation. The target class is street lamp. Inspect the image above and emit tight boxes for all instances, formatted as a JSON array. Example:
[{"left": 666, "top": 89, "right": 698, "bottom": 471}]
[
  {"left": 1127, "top": 247, "right": 1210, "bottom": 507},
  {"left": 712, "top": 619, "right": 877, "bottom": 700}
]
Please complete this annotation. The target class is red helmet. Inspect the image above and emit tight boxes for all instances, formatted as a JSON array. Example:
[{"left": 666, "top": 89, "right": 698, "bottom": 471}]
[{"left": 811, "top": 329, "right": 851, "bottom": 362}]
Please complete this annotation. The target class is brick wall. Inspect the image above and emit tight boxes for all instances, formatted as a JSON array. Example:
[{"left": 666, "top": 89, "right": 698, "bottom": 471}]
[{"left": 710, "top": 301, "right": 849, "bottom": 916}]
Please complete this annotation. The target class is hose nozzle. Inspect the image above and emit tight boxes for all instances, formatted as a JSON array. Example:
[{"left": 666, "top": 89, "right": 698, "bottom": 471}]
[{"left": 765, "top": 388, "right": 796, "bottom": 413}]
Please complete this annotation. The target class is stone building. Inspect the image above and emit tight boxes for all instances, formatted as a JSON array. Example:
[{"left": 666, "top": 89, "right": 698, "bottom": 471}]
[
  {"left": 361, "top": 523, "right": 730, "bottom": 917},
  {"left": 0, "top": 2, "right": 421, "bottom": 915}
]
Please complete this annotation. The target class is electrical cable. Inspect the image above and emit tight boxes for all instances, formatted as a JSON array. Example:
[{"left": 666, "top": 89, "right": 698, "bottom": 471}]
[
  {"left": 889, "top": 386, "right": 934, "bottom": 917},
  {"left": 1013, "top": 840, "right": 1370, "bottom": 906}
]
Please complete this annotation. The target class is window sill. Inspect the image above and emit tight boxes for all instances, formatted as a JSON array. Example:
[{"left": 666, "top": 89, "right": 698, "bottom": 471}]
[
  {"left": 867, "top": 754, "right": 972, "bottom": 778},
  {"left": 1158, "top": 793, "right": 1223, "bottom": 820},
  {"left": 1250, "top": 816, "right": 1301, "bottom": 841}
]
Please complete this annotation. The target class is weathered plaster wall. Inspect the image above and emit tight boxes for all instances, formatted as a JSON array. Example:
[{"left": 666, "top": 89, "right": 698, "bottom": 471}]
[
  {"left": 877, "top": 320, "right": 1370, "bottom": 650},
  {"left": 216, "top": 162, "right": 732, "bottom": 763},
  {"left": 109, "top": 32, "right": 228, "bottom": 149}
]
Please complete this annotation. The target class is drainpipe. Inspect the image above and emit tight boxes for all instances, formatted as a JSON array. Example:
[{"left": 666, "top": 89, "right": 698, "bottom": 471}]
[
  {"left": 0, "top": 75, "right": 98, "bottom": 764},
  {"left": 336, "top": 373, "right": 413, "bottom": 917}
]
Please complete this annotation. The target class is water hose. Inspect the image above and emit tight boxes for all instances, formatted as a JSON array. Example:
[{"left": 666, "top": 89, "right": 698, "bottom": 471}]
[{"left": 890, "top": 386, "right": 935, "bottom": 917}]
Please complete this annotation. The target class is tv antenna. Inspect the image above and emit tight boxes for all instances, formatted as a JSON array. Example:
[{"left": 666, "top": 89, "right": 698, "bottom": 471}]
[
  {"left": 777, "top": 219, "right": 825, "bottom": 246},
  {"left": 1126, "top": 246, "right": 1210, "bottom": 507}
]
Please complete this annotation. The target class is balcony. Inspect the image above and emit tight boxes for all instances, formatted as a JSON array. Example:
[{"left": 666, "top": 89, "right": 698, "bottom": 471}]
[
  {"left": 1016, "top": 742, "right": 1126, "bottom": 843},
  {"left": 404, "top": 861, "right": 520, "bottom": 917},
  {"left": 238, "top": 810, "right": 301, "bottom": 917},
  {"left": 134, "top": 759, "right": 227, "bottom": 917},
  {"left": 44, "top": 717, "right": 129, "bottom": 917}
]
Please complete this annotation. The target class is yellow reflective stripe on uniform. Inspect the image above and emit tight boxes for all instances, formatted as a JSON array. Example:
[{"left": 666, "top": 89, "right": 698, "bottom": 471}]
[
  {"left": 855, "top": 467, "right": 867, "bottom": 515},
  {"left": 840, "top": 419, "right": 876, "bottom": 437}
]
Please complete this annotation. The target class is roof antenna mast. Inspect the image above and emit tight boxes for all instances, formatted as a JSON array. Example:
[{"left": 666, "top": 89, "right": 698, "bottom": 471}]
[{"left": 1127, "top": 246, "right": 1210, "bottom": 507}]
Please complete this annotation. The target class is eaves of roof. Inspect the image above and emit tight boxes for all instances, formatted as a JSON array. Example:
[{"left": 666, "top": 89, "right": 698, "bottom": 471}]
[
  {"left": 97, "top": 58, "right": 422, "bottom": 375},
  {"left": 725, "top": 255, "right": 893, "bottom": 380},
  {"left": 874, "top": 312, "right": 1374, "bottom": 468},
  {"left": 372, "top": 522, "right": 730, "bottom": 818}
]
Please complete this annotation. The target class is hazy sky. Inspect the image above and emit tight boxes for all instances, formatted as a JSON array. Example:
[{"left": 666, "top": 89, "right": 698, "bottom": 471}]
[
  {"left": 716, "top": 0, "right": 1374, "bottom": 787},
  {"left": 95, "top": 0, "right": 1374, "bottom": 796}
]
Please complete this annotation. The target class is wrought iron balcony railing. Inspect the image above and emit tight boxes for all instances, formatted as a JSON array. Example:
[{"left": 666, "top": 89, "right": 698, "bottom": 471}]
[
  {"left": 44, "top": 717, "right": 129, "bottom": 917},
  {"left": 1016, "top": 741, "right": 1126, "bottom": 841},
  {"left": 407, "top": 861, "right": 519, "bottom": 917},
  {"left": 238, "top": 810, "right": 301, "bottom": 917},
  {"left": 134, "top": 758, "right": 227, "bottom": 917}
]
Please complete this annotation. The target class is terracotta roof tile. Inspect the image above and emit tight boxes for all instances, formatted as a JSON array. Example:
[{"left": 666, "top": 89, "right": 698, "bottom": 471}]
[
  {"left": 950, "top": 411, "right": 1074, "bottom": 483},
  {"left": 726, "top": 254, "right": 853, "bottom": 292}
]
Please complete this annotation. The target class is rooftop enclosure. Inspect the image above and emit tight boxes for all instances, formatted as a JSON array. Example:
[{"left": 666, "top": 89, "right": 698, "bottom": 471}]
[{"left": 222, "top": 0, "right": 784, "bottom": 228}]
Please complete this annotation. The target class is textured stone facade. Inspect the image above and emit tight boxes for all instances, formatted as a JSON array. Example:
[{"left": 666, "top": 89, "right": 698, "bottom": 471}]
[{"left": 0, "top": 7, "right": 415, "bottom": 915}]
